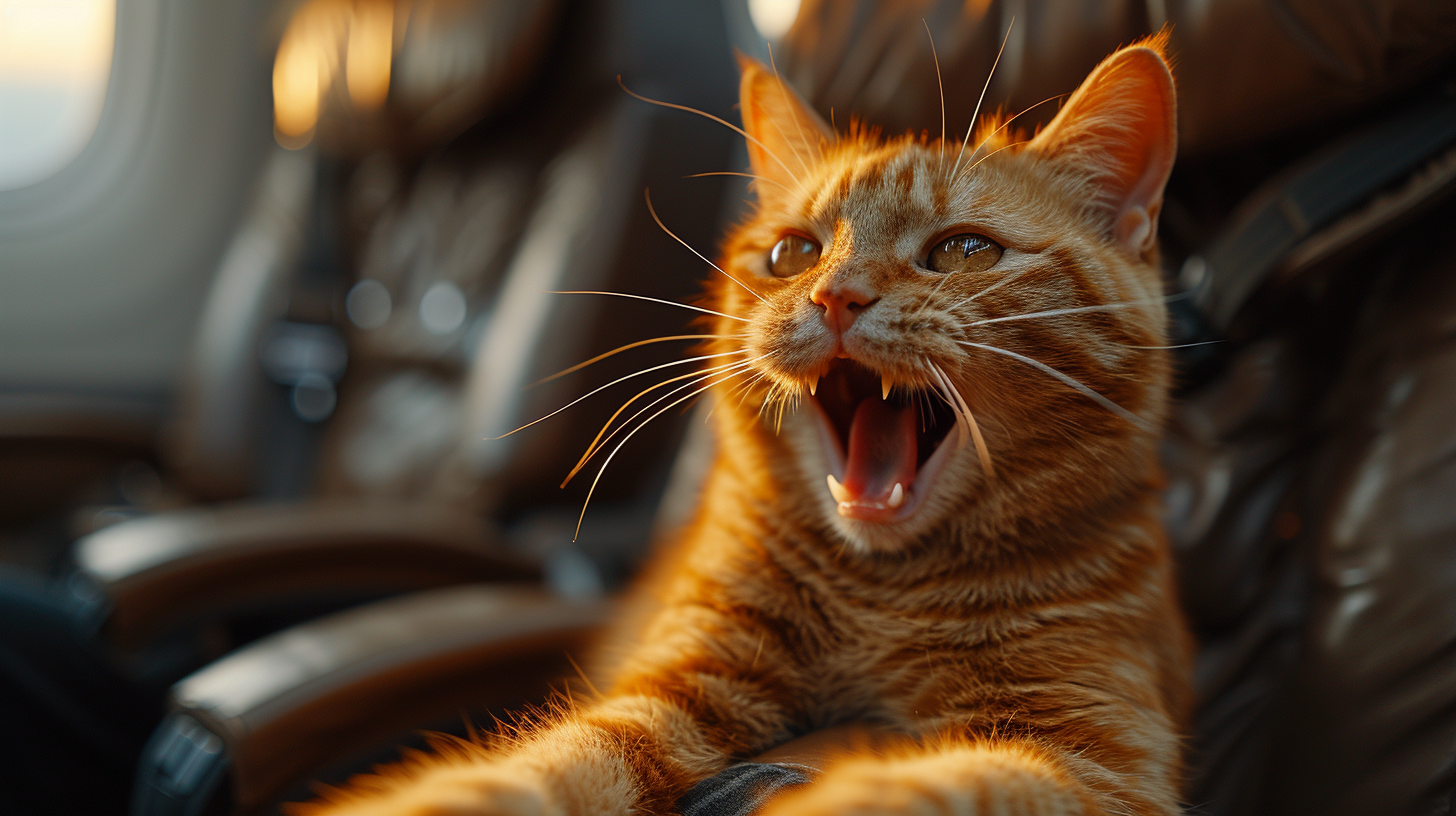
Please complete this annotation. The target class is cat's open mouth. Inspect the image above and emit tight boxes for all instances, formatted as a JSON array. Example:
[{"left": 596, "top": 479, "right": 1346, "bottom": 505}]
[{"left": 807, "top": 360, "right": 960, "bottom": 523}]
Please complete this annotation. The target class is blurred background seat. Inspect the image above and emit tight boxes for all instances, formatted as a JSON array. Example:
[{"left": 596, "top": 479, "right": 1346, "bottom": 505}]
[
  {"left": 70, "top": 0, "right": 743, "bottom": 674},
  {"left": 1, "top": 0, "right": 750, "bottom": 811}
]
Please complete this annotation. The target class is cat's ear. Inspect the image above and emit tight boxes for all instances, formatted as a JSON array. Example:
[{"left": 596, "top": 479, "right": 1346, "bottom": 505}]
[
  {"left": 737, "top": 53, "right": 834, "bottom": 203},
  {"left": 1029, "top": 36, "right": 1176, "bottom": 257}
]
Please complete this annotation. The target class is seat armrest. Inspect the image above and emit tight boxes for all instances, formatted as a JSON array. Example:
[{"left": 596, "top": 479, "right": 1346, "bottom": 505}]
[
  {"left": 132, "top": 584, "right": 608, "bottom": 816},
  {"left": 71, "top": 501, "right": 540, "bottom": 652}
]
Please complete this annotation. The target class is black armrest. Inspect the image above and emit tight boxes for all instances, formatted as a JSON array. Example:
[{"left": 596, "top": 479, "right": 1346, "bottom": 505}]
[
  {"left": 70, "top": 501, "right": 540, "bottom": 652},
  {"left": 131, "top": 584, "right": 609, "bottom": 816}
]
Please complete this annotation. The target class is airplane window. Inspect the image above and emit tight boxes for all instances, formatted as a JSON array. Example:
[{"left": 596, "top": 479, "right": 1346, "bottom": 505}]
[{"left": 0, "top": 0, "right": 116, "bottom": 191}]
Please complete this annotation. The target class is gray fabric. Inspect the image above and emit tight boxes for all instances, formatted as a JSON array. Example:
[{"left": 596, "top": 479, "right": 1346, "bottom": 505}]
[{"left": 677, "top": 763, "right": 815, "bottom": 816}]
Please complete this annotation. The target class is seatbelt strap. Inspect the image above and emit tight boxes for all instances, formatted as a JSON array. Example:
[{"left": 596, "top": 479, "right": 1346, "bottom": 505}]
[{"left": 1188, "top": 84, "right": 1456, "bottom": 335}]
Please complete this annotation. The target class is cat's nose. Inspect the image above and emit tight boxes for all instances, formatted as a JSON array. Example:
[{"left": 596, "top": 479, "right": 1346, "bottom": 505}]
[{"left": 811, "top": 280, "right": 879, "bottom": 335}]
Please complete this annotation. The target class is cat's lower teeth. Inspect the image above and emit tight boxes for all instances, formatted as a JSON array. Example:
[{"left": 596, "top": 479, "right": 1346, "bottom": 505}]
[{"left": 888, "top": 482, "right": 905, "bottom": 508}]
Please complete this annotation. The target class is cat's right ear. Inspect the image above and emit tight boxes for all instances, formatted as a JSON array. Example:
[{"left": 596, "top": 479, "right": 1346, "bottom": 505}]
[
  {"left": 737, "top": 53, "right": 833, "bottom": 204},
  {"left": 1028, "top": 36, "right": 1177, "bottom": 259}
]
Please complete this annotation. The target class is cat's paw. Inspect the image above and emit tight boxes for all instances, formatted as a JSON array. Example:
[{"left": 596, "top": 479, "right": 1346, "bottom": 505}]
[
  {"left": 756, "top": 747, "right": 1090, "bottom": 816},
  {"left": 294, "top": 764, "right": 562, "bottom": 816}
]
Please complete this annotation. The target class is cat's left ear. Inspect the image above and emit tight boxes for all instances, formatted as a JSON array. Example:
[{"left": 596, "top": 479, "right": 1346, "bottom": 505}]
[
  {"left": 1029, "top": 36, "right": 1176, "bottom": 258},
  {"left": 737, "top": 53, "right": 834, "bottom": 204}
]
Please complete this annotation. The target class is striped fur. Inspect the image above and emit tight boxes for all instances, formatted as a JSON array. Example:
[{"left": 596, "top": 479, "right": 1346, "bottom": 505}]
[{"left": 300, "top": 35, "right": 1191, "bottom": 816}]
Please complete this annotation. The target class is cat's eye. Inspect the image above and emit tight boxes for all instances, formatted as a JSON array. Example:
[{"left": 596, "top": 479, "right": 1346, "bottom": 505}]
[
  {"left": 768, "top": 235, "right": 821, "bottom": 278},
  {"left": 926, "top": 233, "right": 1002, "bottom": 275}
]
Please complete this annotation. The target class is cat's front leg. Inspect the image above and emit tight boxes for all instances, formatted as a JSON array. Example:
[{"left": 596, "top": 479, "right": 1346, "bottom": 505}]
[
  {"left": 296, "top": 692, "right": 748, "bottom": 816},
  {"left": 754, "top": 743, "right": 1104, "bottom": 816},
  {"left": 755, "top": 707, "right": 1181, "bottom": 816}
]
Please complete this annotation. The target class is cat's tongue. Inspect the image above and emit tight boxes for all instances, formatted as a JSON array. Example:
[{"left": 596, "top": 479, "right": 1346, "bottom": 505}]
[{"left": 835, "top": 396, "right": 917, "bottom": 520}]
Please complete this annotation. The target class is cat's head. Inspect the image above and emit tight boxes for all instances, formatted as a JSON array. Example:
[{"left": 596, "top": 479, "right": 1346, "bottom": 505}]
[{"left": 705, "top": 38, "right": 1177, "bottom": 553}]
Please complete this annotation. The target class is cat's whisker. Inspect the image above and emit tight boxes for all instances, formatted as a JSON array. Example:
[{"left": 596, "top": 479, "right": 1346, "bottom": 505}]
[
  {"left": 757, "top": 381, "right": 779, "bottom": 423},
  {"left": 922, "top": 19, "right": 946, "bottom": 172},
  {"left": 730, "top": 369, "right": 773, "bottom": 411},
  {"left": 956, "top": 138, "right": 1031, "bottom": 183},
  {"left": 771, "top": 383, "right": 799, "bottom": 434},
  {"left": 957, "top": 265, "right": 1034, "bottom": 306},
  {"left": 734, "top": 368, "right": 771, "bottom": 401},
  {"left": 930, "top": 361, "right": 994, "bottom": 477},
  {"left": 913, "top": 266, "right": 957, "bottom": 316},
  {"left": 956, "top": 277, "right": 1189, "bottom": 313},
  {"left": 686, "top": 171, "right": 792, "bottom": 194},
  {"left": 948, "top": 17, "right": 1014, "bottom": 181},
  {"left": 958, "top": 340, "right": 1152, "bottom": 431},
  {"left": 645, "top": 190, "right": 771, "bottom": 306},
  {"left": 966, "top": 295, "right": 1178, "bottom": 328},
  {"left": 548, "top": 290, "right": 750, "bottom": 323},
  {"left": 1120, "top": 339, "right": 1224, "bottom": 350},
  {"left": 707, "top": 367, "right": 770, "bottom": 421},
  {"left": 574, "top": 364, "right": 758, "bottom": 540},
  {"left": 564, "top": 357, "right": 759, "bottom": 484},
  {"left": 536, "top": 334, "right": 746, "bottom": 385},
  {"left": 767, "top": 43, "right": 821, "bottom": 175},
  {"left": 617, "top": 77, "right": 804, "bottom": 190},
  {"left": 962, "top": 92, "right": 1068, "bottom": 174},
  {"left": 493, "top": 350, "right": 746, "bottom": 440},
  {"left": 757, "top": 380, "right": 792, "bottom": 426},
  {"left": 925, "top": 362, "right": 968, "bottom": 450}
]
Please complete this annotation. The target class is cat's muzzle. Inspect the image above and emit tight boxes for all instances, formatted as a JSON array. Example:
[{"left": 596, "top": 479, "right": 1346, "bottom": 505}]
[{"left": 807, "top": 360, "right": 959, "bottom": 523}]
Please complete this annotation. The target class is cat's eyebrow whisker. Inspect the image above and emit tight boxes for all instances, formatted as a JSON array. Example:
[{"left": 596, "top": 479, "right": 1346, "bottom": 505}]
[
  {"left": 956, "top": 138, "right": 1031, "bottom": 183},
  {"left": 767, "top": 43, "right": 820, "bottom": 174},
  {"left": 492, "top": 350, "right": 746, "bottom": 440},
  {"left": 966, "top": 296, "right": 1176, "bottom": 328},
  {"left": 536, "top": 334, "right": 747, "bottom": 385},
  {"left": 548, "top": 290, "right": 750, "bottom": 323},
  {"left": 931, "top": 362, "right": 995, "bottom": 477},
  {"left": 686, "top": 171, "right": 792, "bottom": 195},
  {"left": 948, "top": 17, "right": 1014, "bottom": 181},
  {"left": 617, "top": 77, "right": 803, "bottom": 189},
  {"left": 959, "top": 340, "right": 1153, "bottom": 431},
  {"left": 962, "top": 92, "right": 1067, "bottom": 172},
  {"left": 564, "top": 357, "right": 759, "bottom": 484},
  {"left": 921, "top": 19, "right": 946, "bottom": 172},
  {"left": 574, "top": 364, "right": 759, "bottom": 540},
  {"left": 645, "top": 190, "right": 771, "bottom": 306}
]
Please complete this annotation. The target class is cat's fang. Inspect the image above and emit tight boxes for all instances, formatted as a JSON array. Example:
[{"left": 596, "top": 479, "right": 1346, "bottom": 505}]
[
  {"left": 827, "top": 474, "right": 851, "bottom": 503},
  {"left": 808, "top": 373, "right": 819, "bottom": 396},
  {"left": 881, "top": 376, "right": 892, "bottom": 400},
  {"left": 888, "top": 482, "right": 904, "bottom": 508}
]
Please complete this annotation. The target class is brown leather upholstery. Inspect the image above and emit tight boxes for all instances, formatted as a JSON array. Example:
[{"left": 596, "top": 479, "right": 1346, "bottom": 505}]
[{"left": 779, "top": 0, "right": 1456, "bottom": 157}]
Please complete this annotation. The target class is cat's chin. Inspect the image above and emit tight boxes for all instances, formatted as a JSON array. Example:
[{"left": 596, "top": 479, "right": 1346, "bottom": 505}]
[{"left": 809, "top": 412, "right": 966, "bottom": 553}]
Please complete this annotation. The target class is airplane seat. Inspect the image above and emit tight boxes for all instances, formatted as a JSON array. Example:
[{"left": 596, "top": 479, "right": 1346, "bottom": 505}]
[{"left": 0, "top": 2, "right": 738, "bottom": 813}]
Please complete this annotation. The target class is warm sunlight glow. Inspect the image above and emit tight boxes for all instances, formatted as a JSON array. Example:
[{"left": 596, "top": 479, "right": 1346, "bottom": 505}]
[
  {"left": 273, "top": 0, "right": 396, "bottom": 147},
  {"left": 0, "top": 0, "right": 116, "bottom": 190},
  {"left": 747, "top": 0, "right": 800, "bottom": 41},
  {"left": 346, "top": 0, "right": 392, "bottom": 110}
]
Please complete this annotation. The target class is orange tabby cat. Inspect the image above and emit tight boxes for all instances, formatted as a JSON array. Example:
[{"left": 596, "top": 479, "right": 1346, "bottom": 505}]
[{"left": 305, "top": 34, "right": 1191, "bottom": 816}]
